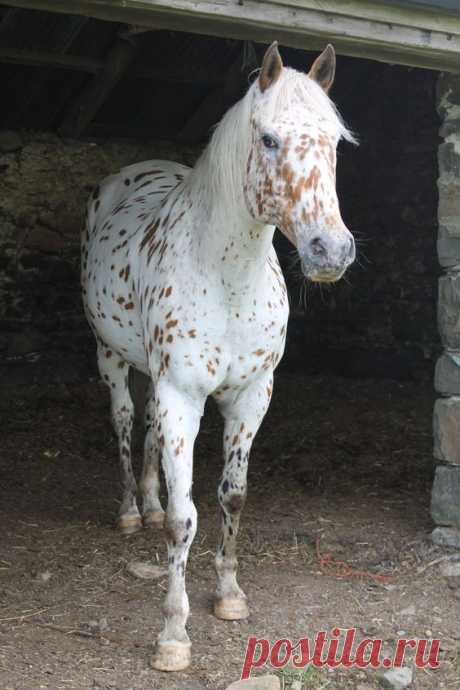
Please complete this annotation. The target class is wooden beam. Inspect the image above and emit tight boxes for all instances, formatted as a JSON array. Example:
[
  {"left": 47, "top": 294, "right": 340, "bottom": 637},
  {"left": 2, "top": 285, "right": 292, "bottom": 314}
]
[
  {"left": 59, "top": 36, "right": 139, "bottom": 138},
  {"left": 133, "top": 61, "right": 224, "bottom": 85},
  {"left": 0, "top": 47, "right": 102, "bottom": 72},
  {"left": 0, "top": 46, "right": 222, "bottom": 84},
  {"left": 13, "top": 14, "right": 90, "bottom": 125},
  {"left": 4, "top": 0, "right": 460, "bottom": 72}
]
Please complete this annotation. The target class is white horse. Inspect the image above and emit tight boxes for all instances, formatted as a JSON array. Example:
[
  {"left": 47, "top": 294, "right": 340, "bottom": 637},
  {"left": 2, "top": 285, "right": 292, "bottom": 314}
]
[{"left": 82, "top": 42, "right": 356, "bottom": 671}]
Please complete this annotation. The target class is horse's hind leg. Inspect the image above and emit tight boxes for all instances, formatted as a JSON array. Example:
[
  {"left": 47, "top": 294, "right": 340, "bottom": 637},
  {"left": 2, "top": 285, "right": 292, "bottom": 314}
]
[
  {"left": 140, "top": 382, "right": 165, "bottom": 528},
  {"left": 214, "top": 373, "right": 273, "bottom": 620},
  {"left": 97, "top": 345, "right": 142, "bottom": 535}
]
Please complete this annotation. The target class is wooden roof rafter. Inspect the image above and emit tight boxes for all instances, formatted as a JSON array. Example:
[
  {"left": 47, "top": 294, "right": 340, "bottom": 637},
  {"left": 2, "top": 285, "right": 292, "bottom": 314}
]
[
  {"left": 3, "top": 0, "right": 460, "bottom": 72},
  {"left": 58, "top": 33, "right": 140, "bottom": 138},
  {"left": 0, "top": 46, "right": 102, "bottom": 72}
]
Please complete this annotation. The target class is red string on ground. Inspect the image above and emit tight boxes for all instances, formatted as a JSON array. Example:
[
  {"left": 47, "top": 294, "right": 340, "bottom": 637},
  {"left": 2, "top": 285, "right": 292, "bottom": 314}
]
[{"left": 315, "top": 538, "right": 394, "bottom": 585}]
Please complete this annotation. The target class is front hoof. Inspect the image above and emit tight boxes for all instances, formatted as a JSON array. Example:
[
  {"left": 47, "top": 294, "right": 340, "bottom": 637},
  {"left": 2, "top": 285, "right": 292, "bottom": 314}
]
[
  {"left": 143, "top": 510, "right": 165, "bottom": 529},
  {"left": 214, "top": 596, "right": 249, "bottom": 621},
  {"left": 150, "top": 641, "right": 191, "bottom": 672},
  {"left": 117, "top": 514, "right": 143, "bottom": 535}
]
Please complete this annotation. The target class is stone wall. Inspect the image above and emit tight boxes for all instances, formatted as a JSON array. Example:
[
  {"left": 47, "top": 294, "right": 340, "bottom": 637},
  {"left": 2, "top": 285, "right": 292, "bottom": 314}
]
[
  {"left": 431, "top": 72, "right": 460, "bottom": 531},
  {"left": 0, "top": 132, "right": 198, "bottom": 384}
]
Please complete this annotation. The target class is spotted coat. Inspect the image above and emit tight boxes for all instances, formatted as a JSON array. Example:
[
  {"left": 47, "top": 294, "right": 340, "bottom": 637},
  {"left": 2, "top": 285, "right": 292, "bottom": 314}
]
[{"left": 81, "top": 41, "right": 355, "bottom": 672}]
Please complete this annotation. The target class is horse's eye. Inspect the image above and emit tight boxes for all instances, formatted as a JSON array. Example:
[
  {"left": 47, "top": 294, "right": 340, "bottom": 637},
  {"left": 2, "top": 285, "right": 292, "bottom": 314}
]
[{"left": 261, "top": 135, "right": 278, "bottom": 150}]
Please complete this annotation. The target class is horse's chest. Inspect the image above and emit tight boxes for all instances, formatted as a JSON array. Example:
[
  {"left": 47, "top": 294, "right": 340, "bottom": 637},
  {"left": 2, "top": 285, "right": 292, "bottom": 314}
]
[
  {"left": 168, "top": 290, "right": 287, "bottom": 394},
  {"left": 221, "top": 302, "right": 286, "bottom": 382}
]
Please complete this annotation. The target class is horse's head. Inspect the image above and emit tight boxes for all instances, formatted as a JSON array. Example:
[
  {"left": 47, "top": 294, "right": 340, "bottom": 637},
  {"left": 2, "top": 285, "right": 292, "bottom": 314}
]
[{"left": 244, "top": 42, "right": 356, "bottom": 283}]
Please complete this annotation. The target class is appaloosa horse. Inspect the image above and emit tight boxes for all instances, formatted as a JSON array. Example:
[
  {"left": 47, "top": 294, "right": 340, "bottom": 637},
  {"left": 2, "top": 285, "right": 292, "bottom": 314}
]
[{"left": 82, "top": 42, "right": 356, "bottom": 671}]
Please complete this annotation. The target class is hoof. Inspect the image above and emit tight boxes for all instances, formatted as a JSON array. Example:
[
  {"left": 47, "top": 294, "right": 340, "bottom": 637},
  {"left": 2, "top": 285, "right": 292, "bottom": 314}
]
[
  {"left": 214, "top": 596, "right": 249, "bottom": 621},
  {"left": 117, "top": 514, "right": 143, "bottom": 535},
  {"left": 143, "top": 510, "right": 165, "bottom": 529},
  {"left": 150, "top": 641, "right": 191, "bottom": 672}
]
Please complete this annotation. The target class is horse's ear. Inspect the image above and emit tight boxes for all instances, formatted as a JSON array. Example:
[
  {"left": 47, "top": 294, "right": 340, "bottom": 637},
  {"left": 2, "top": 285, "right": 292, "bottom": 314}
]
[
  {"left": 259, "top": 41, "right": 283, "bottom": 93},
  {"left": 308, "top": 44, "right": 336, "bottom": 93}
]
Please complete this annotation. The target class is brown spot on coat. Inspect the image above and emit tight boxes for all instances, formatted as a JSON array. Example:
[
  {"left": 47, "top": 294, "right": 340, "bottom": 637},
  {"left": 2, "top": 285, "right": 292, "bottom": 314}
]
[{"left": 134, "top": 169, "right": 163, "bottom": 183}]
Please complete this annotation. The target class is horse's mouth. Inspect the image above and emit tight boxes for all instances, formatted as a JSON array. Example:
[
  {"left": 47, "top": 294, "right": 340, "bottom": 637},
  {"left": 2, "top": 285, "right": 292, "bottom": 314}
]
[{"left": 303, "top": 267, "right": 347, "bottom": 283}]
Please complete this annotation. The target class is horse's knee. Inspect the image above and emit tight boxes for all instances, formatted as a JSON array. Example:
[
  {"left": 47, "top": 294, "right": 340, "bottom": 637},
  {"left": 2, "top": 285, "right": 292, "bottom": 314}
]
[
  {"left": 112, "top": 400, "right": 134, "bottom": 434},
  {"left": 219, "top": 480, "right": 246, "bottom": 514},
  {"left": 165, "top": 512, "right": 197, "bottom": 547}
]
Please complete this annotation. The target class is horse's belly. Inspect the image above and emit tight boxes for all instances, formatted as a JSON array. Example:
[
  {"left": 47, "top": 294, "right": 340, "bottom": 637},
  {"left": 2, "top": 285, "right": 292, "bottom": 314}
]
[{"left": 91, "top": 311, "right": 148, "bottom": 372}]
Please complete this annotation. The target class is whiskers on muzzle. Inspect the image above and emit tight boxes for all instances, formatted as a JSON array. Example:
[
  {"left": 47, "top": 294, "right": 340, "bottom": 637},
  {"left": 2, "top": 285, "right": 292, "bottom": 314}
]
[{"left": 298, "top": 231, "right": 355, "bottom": 283}]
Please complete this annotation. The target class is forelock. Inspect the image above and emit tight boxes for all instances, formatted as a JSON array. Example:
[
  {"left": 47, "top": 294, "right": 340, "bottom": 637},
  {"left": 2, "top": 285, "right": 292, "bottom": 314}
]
[{"left": 255, "top": 67, "right": 357, "bottom": 144}]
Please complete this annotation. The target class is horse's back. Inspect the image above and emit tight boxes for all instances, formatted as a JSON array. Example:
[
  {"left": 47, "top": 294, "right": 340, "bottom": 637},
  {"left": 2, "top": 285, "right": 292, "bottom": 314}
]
[{"left": 87, "top": 159, "right": 191, "bottom": 237}]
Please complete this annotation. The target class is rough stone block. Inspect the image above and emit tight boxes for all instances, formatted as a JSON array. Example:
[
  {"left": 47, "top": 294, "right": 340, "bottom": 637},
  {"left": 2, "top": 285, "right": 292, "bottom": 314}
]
[
  {"left": 8, "top": 330, "right": 48, "bottom": 356},
  {"left": 432, "top": 526, "right": 460, "bottom": 549},
  {"left": 435, "top": 352, "right": 460, "bottom": 395},
  {"left": 438, "top": 273, "right": 460, "bottom": 350},
  {"left": 434, "top": 397, "right": 460, "bottom": 464},
  {"left": 0, "top": 129, "right": 22, "bottom": 153},
  {"left": 438, "top": 225, "right": 460, "bottom": 268},
  {"left": 431, "top": 464, "right": 460, "bottom": 527},
  {"left": 438, "top": 182, "right": 460, "bottom": 222},
  {"left": 25, "top": 227, "right": 64, "bottom": 254},
  {"left": 438, "top": 142, "right": 460, "bottom": 177},
  {"left": 437, "top": 72, "right": 460, "bottom": 119},
  {"left": 440, "top": 119, "right": 460, "bottom": 139}
]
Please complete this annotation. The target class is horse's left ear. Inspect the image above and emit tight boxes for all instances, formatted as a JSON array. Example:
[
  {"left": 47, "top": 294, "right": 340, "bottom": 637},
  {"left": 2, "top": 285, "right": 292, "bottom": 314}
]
[
  {"left": 259, "top": 41, "right": 283, "bottom": 93},
  {"left": 308, "top": 44, "right": 336, "bottom": 93}
]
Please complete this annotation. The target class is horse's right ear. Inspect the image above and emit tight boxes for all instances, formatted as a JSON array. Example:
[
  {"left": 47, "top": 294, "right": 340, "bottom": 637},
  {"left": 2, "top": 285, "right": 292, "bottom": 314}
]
[
  {"left": 308, "top": 44, "right": 336, "bottom": 92},
  {"left": 259, "top": 41, "right": 283, "bottom": 93}
]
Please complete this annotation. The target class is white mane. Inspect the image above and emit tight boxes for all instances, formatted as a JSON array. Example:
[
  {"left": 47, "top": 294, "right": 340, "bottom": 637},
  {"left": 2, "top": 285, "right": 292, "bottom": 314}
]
[{"left": 186, "top": 66, "right": 356, "bottom": 223}]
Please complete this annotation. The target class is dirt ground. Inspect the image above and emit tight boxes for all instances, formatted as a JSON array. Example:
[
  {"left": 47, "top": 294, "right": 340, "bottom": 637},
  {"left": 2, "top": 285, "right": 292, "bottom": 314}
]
[{"left": 1, "top": 373, "right": 460, "bottom": 690}]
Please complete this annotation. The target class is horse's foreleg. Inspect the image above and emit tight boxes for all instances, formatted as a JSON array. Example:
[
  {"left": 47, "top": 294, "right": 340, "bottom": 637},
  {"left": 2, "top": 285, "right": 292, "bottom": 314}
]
[
  {"left": 97, "top": 347, "right": 141, "bottom": 535},
  {"left": 140, "top": 383, "right": 164, "bottom": 528},
  {"left": 151, "top": 381, "right": 202, "bottom": 673},
  {"left": 214, "top": 373, "right": 273, "bottom": 620}
]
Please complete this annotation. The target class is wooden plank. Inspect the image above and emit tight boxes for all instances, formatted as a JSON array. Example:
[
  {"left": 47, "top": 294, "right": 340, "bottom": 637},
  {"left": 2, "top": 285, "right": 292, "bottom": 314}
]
[
  {"left": 59, "top": 36, "right": 138, "bottom": 138},
  {"left": 273, "top": 0, "right": 460, "bottom": 33},
  {"left": 5, "top": 0, "right": 460, "bottom": 72},
  {"left": 0, "top": 45, "right": 224, "bottom": 83},
  {"left": 3, "top": 13, "right": 92, "bottom": 127},
  {"left": 0, "top": 47, "right": 102, "bottom": 72},
  {"left": 383, "top": 0, "right": 460, "bottom": 14}
]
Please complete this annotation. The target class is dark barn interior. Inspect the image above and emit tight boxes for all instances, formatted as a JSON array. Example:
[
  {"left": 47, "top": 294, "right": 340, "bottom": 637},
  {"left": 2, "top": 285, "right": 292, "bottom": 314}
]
[
  {"left": 1, "top": 6, "right": 457, "bottom": 690},
  {"left": 0, "top": 6, "right": 441, "bottom": 385}
]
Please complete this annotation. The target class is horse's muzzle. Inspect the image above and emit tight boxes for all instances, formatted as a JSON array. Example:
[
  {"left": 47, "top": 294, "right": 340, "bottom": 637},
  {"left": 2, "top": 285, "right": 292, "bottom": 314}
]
[{"left": 299, "top": 232, "right": 355, "bottom": 283}]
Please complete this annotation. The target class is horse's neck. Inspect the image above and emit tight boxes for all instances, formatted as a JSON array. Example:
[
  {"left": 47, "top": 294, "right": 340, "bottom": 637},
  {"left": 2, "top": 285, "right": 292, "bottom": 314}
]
[
  {"left": 183, "top": 157, "right": 275, "bottom": 295},
  {"left": 208, "top": 211, "right": 273, "bottom": 272}
]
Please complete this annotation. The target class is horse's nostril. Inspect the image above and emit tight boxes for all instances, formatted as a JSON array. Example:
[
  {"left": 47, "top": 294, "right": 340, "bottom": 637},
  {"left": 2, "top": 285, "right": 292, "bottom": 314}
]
[
  {"left": 310, "top": 237, "right": 327, "bottom": 257},
  {"left": 347, "top": 237, "right": 356, "bottom": 261}
]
